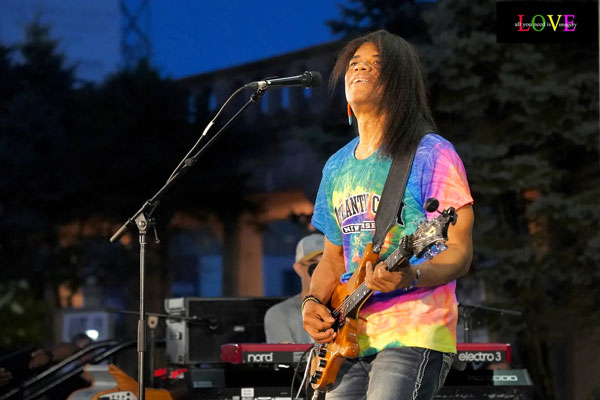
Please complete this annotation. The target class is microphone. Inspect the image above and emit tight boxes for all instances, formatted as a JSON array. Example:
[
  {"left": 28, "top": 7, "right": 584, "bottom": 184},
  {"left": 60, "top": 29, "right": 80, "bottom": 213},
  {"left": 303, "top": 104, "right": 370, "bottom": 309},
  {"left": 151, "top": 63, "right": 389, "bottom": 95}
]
[{"left": 245, "top": 71, "right": 322, "bottom": 90}]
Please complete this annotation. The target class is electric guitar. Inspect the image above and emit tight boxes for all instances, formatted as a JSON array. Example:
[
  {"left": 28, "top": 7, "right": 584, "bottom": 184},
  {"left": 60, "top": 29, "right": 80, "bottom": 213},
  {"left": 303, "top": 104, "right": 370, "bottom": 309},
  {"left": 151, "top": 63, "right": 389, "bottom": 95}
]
[{"left": 309, "top": 205, "right": 458, "bottom": 393}]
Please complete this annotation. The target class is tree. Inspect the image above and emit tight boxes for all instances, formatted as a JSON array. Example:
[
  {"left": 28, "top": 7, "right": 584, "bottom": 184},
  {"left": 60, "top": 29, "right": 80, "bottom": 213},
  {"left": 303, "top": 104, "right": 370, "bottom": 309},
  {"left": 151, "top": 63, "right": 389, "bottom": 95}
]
[
  {"left": 0, "top": 21, "right": 259, "bottom": 345},
  {"left": 422, "top": 3, "right": 599, "bottom": 399},
  {"left": 328, "top": 1, "right": 599, "bottom": 398},
  {"left": 0, "top": 22, "right": 79, "bottom": 346}
]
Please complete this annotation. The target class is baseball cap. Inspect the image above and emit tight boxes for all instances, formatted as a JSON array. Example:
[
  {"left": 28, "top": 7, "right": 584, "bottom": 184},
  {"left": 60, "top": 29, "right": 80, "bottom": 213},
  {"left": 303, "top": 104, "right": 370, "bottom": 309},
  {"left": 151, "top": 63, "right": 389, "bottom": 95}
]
[{"left": 295, "top": 233, "right": 325, "bottom": 263}]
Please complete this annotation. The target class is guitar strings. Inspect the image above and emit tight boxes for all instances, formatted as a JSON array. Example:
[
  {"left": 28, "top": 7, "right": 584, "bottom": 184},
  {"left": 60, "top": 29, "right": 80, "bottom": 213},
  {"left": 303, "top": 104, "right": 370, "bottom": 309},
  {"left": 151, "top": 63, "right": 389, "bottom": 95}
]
[
  {"left": 330, "top": 251, "right": 411, "bottom": 320},
  {"left": 331, "top": 281, "right": 369, "bottom": 319},
  {"left": 328, "top": 234, "right": 419, "bottom": 320},
  {"left": 330, "top": 254, "right": 403, "bottom": 319}
]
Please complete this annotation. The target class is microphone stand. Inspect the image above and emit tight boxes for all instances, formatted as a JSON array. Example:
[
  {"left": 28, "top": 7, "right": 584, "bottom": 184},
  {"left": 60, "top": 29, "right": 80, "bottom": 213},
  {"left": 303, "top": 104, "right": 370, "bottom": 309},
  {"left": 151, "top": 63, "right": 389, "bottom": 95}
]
[
  {"left": 109, "top": 87, "right": 267, "bottom": 400},
  {"left": 458, "top": 302, "right": 522, "bottom": 343}
]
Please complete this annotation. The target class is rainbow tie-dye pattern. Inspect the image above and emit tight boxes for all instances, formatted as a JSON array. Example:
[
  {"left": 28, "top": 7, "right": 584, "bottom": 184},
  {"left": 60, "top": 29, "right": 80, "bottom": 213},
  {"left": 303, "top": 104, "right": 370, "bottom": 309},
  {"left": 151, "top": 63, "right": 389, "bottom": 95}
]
[{"left": 312, "top": 133, "right": 473, "bottom": 356}]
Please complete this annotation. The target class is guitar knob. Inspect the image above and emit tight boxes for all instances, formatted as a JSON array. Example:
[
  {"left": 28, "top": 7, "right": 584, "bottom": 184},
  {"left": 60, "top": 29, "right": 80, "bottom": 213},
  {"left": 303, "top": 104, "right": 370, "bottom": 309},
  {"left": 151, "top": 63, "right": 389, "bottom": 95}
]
[
  {"left": 423, "top": 251, "right": 433, "bottom": 260},
  {"left": 437, "top": 243, "right": 448, "bottom": 251},
  {"left": 319, "top": 359, "right": 327, "bottom": 368}
]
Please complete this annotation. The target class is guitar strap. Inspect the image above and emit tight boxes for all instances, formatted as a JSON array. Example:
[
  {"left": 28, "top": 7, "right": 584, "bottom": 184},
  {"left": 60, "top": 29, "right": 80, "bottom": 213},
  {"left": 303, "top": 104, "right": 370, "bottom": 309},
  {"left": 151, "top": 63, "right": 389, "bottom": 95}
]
[{"left": 371, "top": 142, "right": 418, "bottom": 254}]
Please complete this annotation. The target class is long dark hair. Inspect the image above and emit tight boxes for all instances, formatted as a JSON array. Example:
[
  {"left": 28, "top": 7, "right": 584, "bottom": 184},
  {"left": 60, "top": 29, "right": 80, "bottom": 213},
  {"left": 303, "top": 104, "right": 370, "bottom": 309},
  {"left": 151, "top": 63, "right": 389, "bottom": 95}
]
[{"left": 329, "top": 30, "right": 435, "bottom": 157}]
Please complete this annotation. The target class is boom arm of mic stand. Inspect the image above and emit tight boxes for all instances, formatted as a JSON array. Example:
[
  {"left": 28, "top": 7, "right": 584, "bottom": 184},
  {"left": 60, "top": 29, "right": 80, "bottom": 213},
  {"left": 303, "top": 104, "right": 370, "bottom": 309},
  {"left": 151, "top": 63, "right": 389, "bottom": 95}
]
[
  {"left": 186, "top": 88, "right": 266, "bottom": 163},
  {"left": 458, "top": 302, "right": 523, "bottom": 317},
  {"left": 109, "top": 87, "right": 266, "bottom": 244},
  {"left": 107, "top": 308, "right": 209, "bottom": 324}
]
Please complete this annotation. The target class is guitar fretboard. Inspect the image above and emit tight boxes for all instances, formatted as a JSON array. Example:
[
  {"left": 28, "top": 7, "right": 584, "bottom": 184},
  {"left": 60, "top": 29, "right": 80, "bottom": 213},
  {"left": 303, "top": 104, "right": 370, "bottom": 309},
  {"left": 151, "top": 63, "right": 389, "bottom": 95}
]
[
  {"left": 332, "top": 237, "right": 412, "bottom": 320},
  {"left": 383, "top": 236, "right": 412, "bottom": 272}
]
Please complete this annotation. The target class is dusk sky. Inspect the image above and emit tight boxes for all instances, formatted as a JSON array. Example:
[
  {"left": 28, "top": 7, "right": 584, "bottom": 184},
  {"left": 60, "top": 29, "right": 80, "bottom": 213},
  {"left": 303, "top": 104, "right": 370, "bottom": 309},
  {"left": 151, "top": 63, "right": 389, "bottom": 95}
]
[
  {"left": 0, "top": 0, "right": 349, "bottom": 82},
  {"left": 151, "top": 0, "right": 346, "bottom": 78}
]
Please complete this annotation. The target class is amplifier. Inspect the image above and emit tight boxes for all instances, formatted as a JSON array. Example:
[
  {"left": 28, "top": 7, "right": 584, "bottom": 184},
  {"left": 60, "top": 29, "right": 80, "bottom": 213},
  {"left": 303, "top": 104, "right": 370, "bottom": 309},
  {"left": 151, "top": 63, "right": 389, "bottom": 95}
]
[{"left": 164, "top": 297, "right": 285, "bottom": 365}]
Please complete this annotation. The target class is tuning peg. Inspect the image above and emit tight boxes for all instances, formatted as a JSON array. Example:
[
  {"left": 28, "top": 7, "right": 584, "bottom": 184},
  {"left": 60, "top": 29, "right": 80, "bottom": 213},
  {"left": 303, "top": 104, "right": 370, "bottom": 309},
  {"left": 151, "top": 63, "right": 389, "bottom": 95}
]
[
  {"left": 451, "top": 213, "right": 458, "bottom": 225},
  {"left": 429, "top": 246, "right": 441, "bottom": 255},
  {"left": 425, "top": 198, "right": 439, "bottom": 213}
]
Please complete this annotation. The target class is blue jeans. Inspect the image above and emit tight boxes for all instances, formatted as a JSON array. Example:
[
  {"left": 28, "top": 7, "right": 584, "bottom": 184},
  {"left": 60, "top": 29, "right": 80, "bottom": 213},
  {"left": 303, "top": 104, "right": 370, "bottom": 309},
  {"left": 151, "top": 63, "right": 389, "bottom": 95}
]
[{"left": 325, "top": 347, "right": 453, "bottom": 400}]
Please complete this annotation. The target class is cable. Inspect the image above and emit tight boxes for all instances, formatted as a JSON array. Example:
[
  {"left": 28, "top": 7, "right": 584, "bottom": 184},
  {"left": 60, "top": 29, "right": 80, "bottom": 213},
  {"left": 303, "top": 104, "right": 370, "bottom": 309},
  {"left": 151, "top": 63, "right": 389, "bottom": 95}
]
[
  {"left": 290, "top": 346, "right": 314, "bottom": 400},
  {"left": 296, "top": 348, "right": 314, "bottom": 400}
]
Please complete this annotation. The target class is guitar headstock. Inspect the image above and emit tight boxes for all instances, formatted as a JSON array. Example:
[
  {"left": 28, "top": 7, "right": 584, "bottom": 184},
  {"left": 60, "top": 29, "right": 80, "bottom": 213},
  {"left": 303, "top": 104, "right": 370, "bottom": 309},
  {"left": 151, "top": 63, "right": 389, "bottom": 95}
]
[{"left": 411, "top": 204, "right": 457, "bottom": 259}]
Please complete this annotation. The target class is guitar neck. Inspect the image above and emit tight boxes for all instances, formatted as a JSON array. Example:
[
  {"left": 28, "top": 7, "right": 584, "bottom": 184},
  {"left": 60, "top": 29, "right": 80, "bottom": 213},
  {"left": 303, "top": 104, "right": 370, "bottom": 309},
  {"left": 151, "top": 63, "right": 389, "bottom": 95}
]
[
  {"left": 383, "top": 235, "right": 412, "bottom": 272},
  {"left": 337, "top": 238, "right": 412, "bottom": 318}
]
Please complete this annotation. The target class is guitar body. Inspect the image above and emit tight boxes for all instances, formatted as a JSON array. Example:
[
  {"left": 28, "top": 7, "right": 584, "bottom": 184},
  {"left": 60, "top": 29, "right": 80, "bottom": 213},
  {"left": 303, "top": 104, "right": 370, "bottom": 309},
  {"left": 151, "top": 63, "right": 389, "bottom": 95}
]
[
  {"left": 310, "top": 244, "right": 379, "bottom": 391},
  {"left": 67, "top": 364, "right": 173, "bottom": 400}
]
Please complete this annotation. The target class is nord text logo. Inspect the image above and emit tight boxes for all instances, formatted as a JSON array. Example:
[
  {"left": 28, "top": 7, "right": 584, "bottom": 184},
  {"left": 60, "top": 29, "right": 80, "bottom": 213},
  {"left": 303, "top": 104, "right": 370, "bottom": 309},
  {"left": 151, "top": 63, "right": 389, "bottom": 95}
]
[{"left": 246, "top": 352, "right": 273, "bottom": 363}]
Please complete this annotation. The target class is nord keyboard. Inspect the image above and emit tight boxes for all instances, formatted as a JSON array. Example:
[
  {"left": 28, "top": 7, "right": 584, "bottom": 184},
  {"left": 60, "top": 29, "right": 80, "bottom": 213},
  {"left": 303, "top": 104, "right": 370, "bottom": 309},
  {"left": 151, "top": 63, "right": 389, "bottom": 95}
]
[
  {"left": 221, "top": 343, "right": 312, "bottom": 364},
  {"left": 220, "top": 342, "right": 511, "bottom": 365},
  {"left": 217, "top": 343, "right": 531, "bottom": 400}
]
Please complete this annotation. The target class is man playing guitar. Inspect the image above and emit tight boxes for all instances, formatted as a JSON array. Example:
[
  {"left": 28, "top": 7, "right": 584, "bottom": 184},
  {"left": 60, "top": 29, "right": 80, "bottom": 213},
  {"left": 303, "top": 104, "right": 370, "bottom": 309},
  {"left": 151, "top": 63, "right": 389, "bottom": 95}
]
[{"left": 302, "top": 30, "right": 474, "bottom": 400}]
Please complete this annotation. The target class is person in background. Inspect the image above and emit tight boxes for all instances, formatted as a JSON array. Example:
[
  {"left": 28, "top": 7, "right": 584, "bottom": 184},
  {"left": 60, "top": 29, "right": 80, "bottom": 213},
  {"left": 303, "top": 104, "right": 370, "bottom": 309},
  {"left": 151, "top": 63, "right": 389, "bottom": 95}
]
[
  {"left": 28, "top": 332, "right": 92, "bottom": 369},
  {"left": 264, "top": 233, "right": 325, "bottom": 344},
  {"left": 0, "top": 333, "right": 93, "bottom": 395},
  {"left": 0, "top": 368, "right": 12, "bottom": 388}
]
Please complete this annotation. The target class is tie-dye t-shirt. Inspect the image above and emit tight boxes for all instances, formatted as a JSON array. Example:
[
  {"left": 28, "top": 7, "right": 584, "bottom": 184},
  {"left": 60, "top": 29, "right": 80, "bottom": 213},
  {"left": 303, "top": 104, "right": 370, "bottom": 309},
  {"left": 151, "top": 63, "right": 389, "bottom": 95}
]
[{"left": 311, "top": 133, "right": 473, "bottom": 356}]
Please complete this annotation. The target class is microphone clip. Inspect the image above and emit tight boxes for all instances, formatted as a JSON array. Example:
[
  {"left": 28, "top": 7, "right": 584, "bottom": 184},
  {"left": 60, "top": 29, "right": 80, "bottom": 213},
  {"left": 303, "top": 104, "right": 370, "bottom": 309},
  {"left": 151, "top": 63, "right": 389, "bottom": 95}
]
[{"left": 250, "top": 76, "right": 278, "bottom": 91}]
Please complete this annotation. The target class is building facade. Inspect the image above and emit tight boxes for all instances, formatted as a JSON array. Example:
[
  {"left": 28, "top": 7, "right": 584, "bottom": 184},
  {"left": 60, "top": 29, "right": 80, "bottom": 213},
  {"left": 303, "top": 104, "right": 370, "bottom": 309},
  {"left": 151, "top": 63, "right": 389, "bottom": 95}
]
[{"left": 174, "top": 41, "right": 350, "bottom": 297}]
